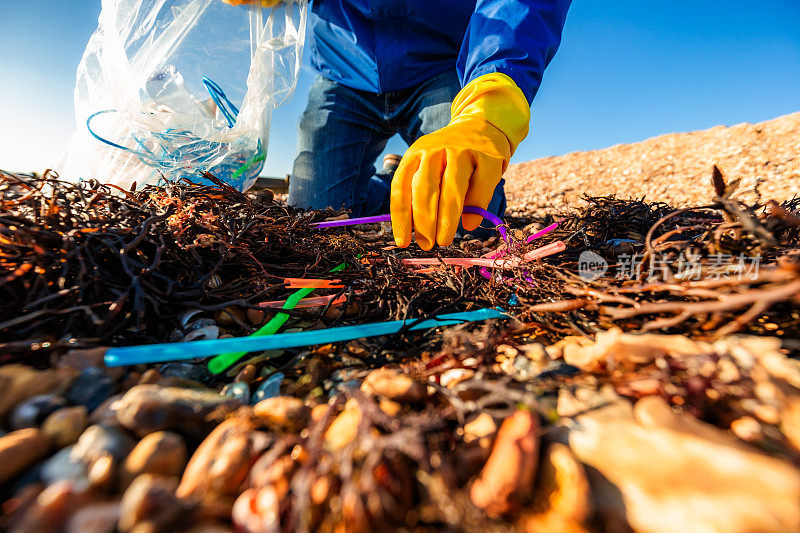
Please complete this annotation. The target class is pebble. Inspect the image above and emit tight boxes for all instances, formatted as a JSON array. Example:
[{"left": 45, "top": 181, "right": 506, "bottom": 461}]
[
  {"left": 137, "top": 369, "right": 162, "bottom": 386},
  {"left": 0, "top": 364, "right": 75, "bottom": 420},
  {"left": 361, "top": 369, "right": 426, "bottom": 403},
  {"left": 177, "top": 416, "right": 271, "bottom": 501},
  {"left": 72, "top": 424, "right": 136, "bottom": 466},
  {"left": 65, "top": 501, "right": 121, "bottom": 533},
  {"left": 41, "top": 446, "right": 89, "bottom": 485},
  {"left": 221, "top": 382, "right": 251, "bottom": 404},
  {"left": 463, "top": 413, "right": 497, "bottom": 444},
  {"left": 324, "top": 399, "right": 362, "bottom": 451},
  {"left": 67, "top": 367, "right": 115, "bottom": 412},
  {"left": 234, "top": 365, "right": 257, "bottom": 384},
  {"left": 253, "top": 396, "right": 310, "bottom": 433},
  {"left": 251, "top": 373, "right": 284, "bottom": 404},
  {"left": 122, "top": 431, "right": 187, "bottom": 486},
  {"left": 119, "top": 474, "right": 194, "bottom": 533},
  {"left": 41, "top": 406, "right": 89, "bottom": 449},
  {"left": 10, "top": 394, "right": 68, "bottom": 430},
  {"left": 731, "top": 416, "right": 764, "bottom": 443},
  {"left": 470, "top": 410, "right": 539, "bottom": 517},
  {"left": 58, "top": 347, "right": 123, "bottom": 380},
  {"left": 113, "top": 385, "right": 242, "bottom": 439},
  {"left": 0, "top": 428, "right": 51, "bottom": 485},
  {"left": 439, "top": 368, "right": 474, "bottom": 389},
  {"left": 158, "top": 363, "right": 214, "bottom": 386}
]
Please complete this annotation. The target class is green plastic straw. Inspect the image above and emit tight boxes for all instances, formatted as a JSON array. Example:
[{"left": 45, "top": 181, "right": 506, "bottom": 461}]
[
  {"left": 104, "top": 308, "right": 507, "bottom": 367},
  {"left": 206, "top": 261, "right": 347, "bottom": 374}
]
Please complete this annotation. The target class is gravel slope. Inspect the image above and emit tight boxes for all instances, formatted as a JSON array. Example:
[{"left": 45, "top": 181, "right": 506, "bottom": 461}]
[{"left": 505, "top": 111, "right": 800, "bottom": 215}]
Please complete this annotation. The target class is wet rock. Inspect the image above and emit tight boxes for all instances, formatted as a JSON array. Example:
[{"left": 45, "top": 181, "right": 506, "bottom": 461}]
[
  {"left": 361, "top": 369, "right": 426, "bottom": 403},
  {"left": 470, "top": 410, "right": 539, "bottom": 517},
  {"left": 234, "top": 365, "right": 257, "bottom": 385},
  {"left": 158, "top": 363, "right": 213, "bottom": 386},
  {"left": 568, "top": 396, "right": 800, "bottom": 533},
  {"left": 253, "top": 396, "right": 310, "bottom": 433},
  {"left": 113, "top": 385, "right": 241, "bottom": 439},
  {"left": 0, "top": 365, "right": 75, "bottom": 421},
  {"left": 40, "top": 447, "right": 88, "bottom": 485},
  {"left": 121, "top": 431, "right": 187, "bottom": 486},
  {"left": 119, "top": 474, "right": 195, "bottom": 533},
  {"left": 66, "top": 367, "right": 115, "bottom": 412},
  {"left": 65, "top": 501, "right": 121, "bottom": 533},
  {"left": 221, "top": 382, "right": 251, "bottom": 404},
  {"left": 324, "top": 399, "right": 362, "bottom": 451},
  {"left": 783, "top": 395, "right": 800, "bottom": 453},
  {"left": 232, "top": 486, "right": 281, "bottom": 533},
  {"left": 177, "top": 415, "right": 271, "bottom": 502},
  {"left": 251, "top": 373, "right": 284, "bottom": 404},
  {"left": 10, "top": 394, "right": 68, "bottom": 430},
  {"left": 518, "top": 442, "right": 592, "bottom": 533},
  {"left": 72, "top": 424, "right": 135, "bottom": 465},
  {"left": 0, "top": 428, "right": 51, "bottom": 485}
]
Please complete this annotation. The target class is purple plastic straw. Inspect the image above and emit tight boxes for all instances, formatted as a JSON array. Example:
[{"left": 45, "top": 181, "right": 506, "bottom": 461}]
[
  {"left": 312, "top": 206, "right": 509, "bottom": 242},
  {"left": 525, "top": 222, "right": 558, "bottom": 243}
]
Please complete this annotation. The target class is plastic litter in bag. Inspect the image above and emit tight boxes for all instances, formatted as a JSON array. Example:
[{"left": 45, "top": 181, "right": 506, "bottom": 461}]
[{"left": 60, "top": 0, "right": 307, "bottom": 192}]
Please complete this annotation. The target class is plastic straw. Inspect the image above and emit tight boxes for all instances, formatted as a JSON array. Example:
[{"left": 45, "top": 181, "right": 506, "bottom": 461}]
[
  {"left": 523, "top": 241, "right": 566, "bottom": 262},
  {"left": 525, "top": 222, "right": 559, "bottom": 243},
  {"left": 206, "top": 261, "right": 347, "bottom": 374},
  {"left": 284, "top": 278, "right": 343, "bottom": 289},
  {"left": 105, "top": 308, "right": 508, "bottom": 367},
  {"left": 402, "top": 257, "right": 520, "bottom": 269}
]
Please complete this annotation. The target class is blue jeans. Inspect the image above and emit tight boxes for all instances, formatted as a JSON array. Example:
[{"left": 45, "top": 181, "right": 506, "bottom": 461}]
[{"left": 288, "top": 70, "right": 506, "bottom": 236}]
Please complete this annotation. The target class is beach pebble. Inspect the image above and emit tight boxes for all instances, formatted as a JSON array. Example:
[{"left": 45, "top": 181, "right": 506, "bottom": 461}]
[
  {"left": 40, "top": 446, "right": 89, "bottom": 485},
  {"left": 67, "top": 367, "right": 115, "bottom": 412},
  {"left": 122, "top": 431, "right": 187, "bottom": 485},
  {"left": 0, "top": 364, "right": 75, "bottom": 420},
  {"left": 362, "top": 369, "right": 426, "bottom": 404},
  {"left": 221, "top": 382, "right": 251, "bottom": 404},
  {"left": 72, "top": 424, "right": 135, "bottom": 465},
  {"left": 10, "top": 394, "right": 68, "bottom": 430},
  {"left": 159, "top": 363, "right": 214, "bottom": 386},
  {"left": 119, "top": 474, "right": 194, "bottom": 533},
  {"left": 0, "top": 428, "right": 51, "bottom": 485},
  {"left": 253, "top": 396, "right": 310, "bottom": 433},
  {"left": 65, "top": 501, "right": 121, "bottom": 533},
  {"left": 113, "top": 385, "right": 242, "bottom": 439},
  {"left": 41, "top": 406, "right": 89, "bottom": 449},
  {"left": 251, "top": 373, "right": 284, "bottom": 404}
]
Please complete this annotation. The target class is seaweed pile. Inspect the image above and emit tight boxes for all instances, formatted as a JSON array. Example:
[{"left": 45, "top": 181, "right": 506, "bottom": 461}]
[{"left": 1, "top": 167, "right": 799, "bottom": 533}]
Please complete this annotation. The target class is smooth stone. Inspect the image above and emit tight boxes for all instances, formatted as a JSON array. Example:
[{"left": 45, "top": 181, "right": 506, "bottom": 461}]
[
  {"left": 41, "top": 406, "right": 89, "bottom": 449},
  {"left": 221, "top": 382, "right": 250, "bottom": 404},
  {"left": 122, "top": 431, "right": 187, "bottom": 485},
  {"left": 10, "top": 394, "right": 68, "bottom": 430},
  {"left": 65, "top": 501, "right": 121, "bottom": 533},
  {"left": 72, "top": 424, "right": 135, "bottom": 465},
  {"left": 158, "top": 363, "right": 214, "bottom": 386},
  {"left": 67, "top": 367, "right": 115, "bottom": 412},
  {"left": 113, "top": 385, "right": 242, "bottom": 440},
  {"left": 119, "top": 474, "right": 195, "bottom": 533},
  {"left": 41, "top": 446, "right": 89, "bottom": 485},
  {"left": 0, "top": 428, "right": 51, "bottom": 485},
  {"left": 0, "top": 364, "right": 76, "bottom": 421},
  {"left": 253, "top": 396, "right": 310, "bottom": 433},
  {"left": 361, "top": 369, "right": 426, "bottom": 404}
]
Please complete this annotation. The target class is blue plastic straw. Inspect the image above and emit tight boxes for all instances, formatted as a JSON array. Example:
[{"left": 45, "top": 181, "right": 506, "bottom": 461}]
[{"left": 104, "top": 308, "right": 507, "bottom": 367}]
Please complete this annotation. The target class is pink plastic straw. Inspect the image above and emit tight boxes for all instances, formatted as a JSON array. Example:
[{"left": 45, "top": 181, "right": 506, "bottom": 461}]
[
  {"left": 523, "top": 241, "right": 566, "bottom": 261},
  {"left": 525, "top": 222, "right": 559, "bottom": 243},
  {"left": 402, "top": 257, "right": 520, "bottom": 269}
]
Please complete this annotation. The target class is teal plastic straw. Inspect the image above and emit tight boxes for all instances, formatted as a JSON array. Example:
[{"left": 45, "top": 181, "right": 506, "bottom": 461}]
[
  {"left": 207, "top": 261, "right": 348, "bottom": 374},
  {"left": 104, "top": 308, "right": 507, "bottom": 367}
]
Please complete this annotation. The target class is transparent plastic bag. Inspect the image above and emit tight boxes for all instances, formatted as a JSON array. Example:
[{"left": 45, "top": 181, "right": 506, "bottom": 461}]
[{"left": 59, "top": 0, "right": 307, "bottom": 192}]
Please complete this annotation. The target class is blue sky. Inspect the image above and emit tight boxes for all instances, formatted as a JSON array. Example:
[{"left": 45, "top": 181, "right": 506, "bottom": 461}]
[{"left": 1, "top": 1, "right": 799, "bottom": 177}]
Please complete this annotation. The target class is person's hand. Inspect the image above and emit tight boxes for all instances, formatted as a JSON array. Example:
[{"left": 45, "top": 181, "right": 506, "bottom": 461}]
[
  {"left": 222, "top": 0, "right": 283, "bottom": 7},
  {"left": 390, "top": 72, "right": 530, "bottom": 250}
]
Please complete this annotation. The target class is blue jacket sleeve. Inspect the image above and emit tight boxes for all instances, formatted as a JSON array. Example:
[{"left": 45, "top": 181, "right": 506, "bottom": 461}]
[{"left": 457, "top": 0, "right": 572, "bottom": 104}]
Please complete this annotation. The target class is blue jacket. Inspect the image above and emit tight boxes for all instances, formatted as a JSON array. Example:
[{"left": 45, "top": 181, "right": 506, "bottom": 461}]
[{"left": 309, "top": 0, "right": 571, "bottom": 104}]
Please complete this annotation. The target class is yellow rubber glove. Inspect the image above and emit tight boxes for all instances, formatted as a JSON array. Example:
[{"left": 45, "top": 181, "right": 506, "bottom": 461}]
[
  {"left": 391, "top": 72, "right": 531, "bottom": 250},
  {"left": 222, "top": 0, "right": 283, "bottom": 6}
]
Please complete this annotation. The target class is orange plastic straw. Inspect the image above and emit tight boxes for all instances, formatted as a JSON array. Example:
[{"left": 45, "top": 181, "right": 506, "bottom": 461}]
[
  {"left": 284, "top": 278, "right": 344, "bottom": 289},
  {"left": 523, "top": 241, "right": 566, "bottom": 261}
]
